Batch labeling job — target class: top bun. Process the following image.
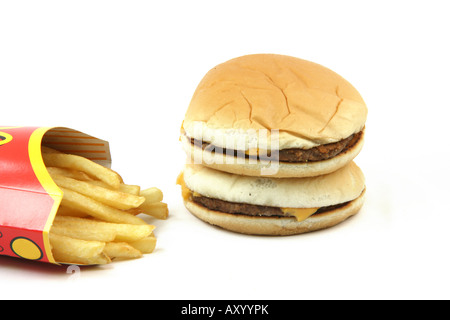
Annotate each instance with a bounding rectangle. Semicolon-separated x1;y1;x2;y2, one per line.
183;54;367;150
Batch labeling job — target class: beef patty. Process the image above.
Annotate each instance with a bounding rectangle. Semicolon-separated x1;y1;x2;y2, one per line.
189;130;363;163
193;195;349;218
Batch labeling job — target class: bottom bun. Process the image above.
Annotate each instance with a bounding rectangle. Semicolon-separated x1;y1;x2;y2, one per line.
183;188;366;236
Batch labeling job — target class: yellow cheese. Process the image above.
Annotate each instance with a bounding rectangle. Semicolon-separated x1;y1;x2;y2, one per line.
281;207;319;222
176;172;184;186
245;148;260;156
177;172;210;200
244;148;270;156
176;172;192;201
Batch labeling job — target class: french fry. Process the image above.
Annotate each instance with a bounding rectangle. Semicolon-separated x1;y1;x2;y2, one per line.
129;234;157;254
43;153;121;189
54;205;89;218
51;220;117;242
52;250;111;265
110;223;156;242
45;147;168;265
47;167;93;181
88;180;141;195
49;233;106;260
126;187;168;219
53;216;155;242
138;201;169;220
119;184;141;195
103;242;143;260
51;174;145;210
60;187;148;225
141;187;164;203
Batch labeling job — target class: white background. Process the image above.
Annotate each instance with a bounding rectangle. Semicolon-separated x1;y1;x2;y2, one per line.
1;0;449;300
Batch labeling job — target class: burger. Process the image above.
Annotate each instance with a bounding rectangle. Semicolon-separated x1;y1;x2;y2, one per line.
178;54;367;235
181;54;367;178
177;162;366;235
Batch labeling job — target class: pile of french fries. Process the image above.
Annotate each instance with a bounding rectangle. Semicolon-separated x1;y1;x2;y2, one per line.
42;146;168;265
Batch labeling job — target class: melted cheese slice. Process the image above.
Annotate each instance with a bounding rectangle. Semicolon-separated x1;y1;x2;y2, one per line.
177;172;191;201
281;207;319;222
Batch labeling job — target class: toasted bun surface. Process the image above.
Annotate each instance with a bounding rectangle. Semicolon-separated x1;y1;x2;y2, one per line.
181;129;364;178
183;54;367;150
184;188;366;236
183;161;365;209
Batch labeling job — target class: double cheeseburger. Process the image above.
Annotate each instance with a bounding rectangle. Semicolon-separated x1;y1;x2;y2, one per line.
178;54;367;235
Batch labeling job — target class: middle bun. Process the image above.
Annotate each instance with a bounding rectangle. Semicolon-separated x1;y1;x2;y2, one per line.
182;162;365;209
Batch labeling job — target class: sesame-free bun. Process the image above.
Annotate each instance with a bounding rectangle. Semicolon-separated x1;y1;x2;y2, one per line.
183;162;365;209
183;54;367;150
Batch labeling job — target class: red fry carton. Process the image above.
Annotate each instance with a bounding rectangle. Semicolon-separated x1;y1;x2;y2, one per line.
0;126;111;264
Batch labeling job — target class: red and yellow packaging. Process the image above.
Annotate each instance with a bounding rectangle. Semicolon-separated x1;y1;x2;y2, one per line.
0;126;111;264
